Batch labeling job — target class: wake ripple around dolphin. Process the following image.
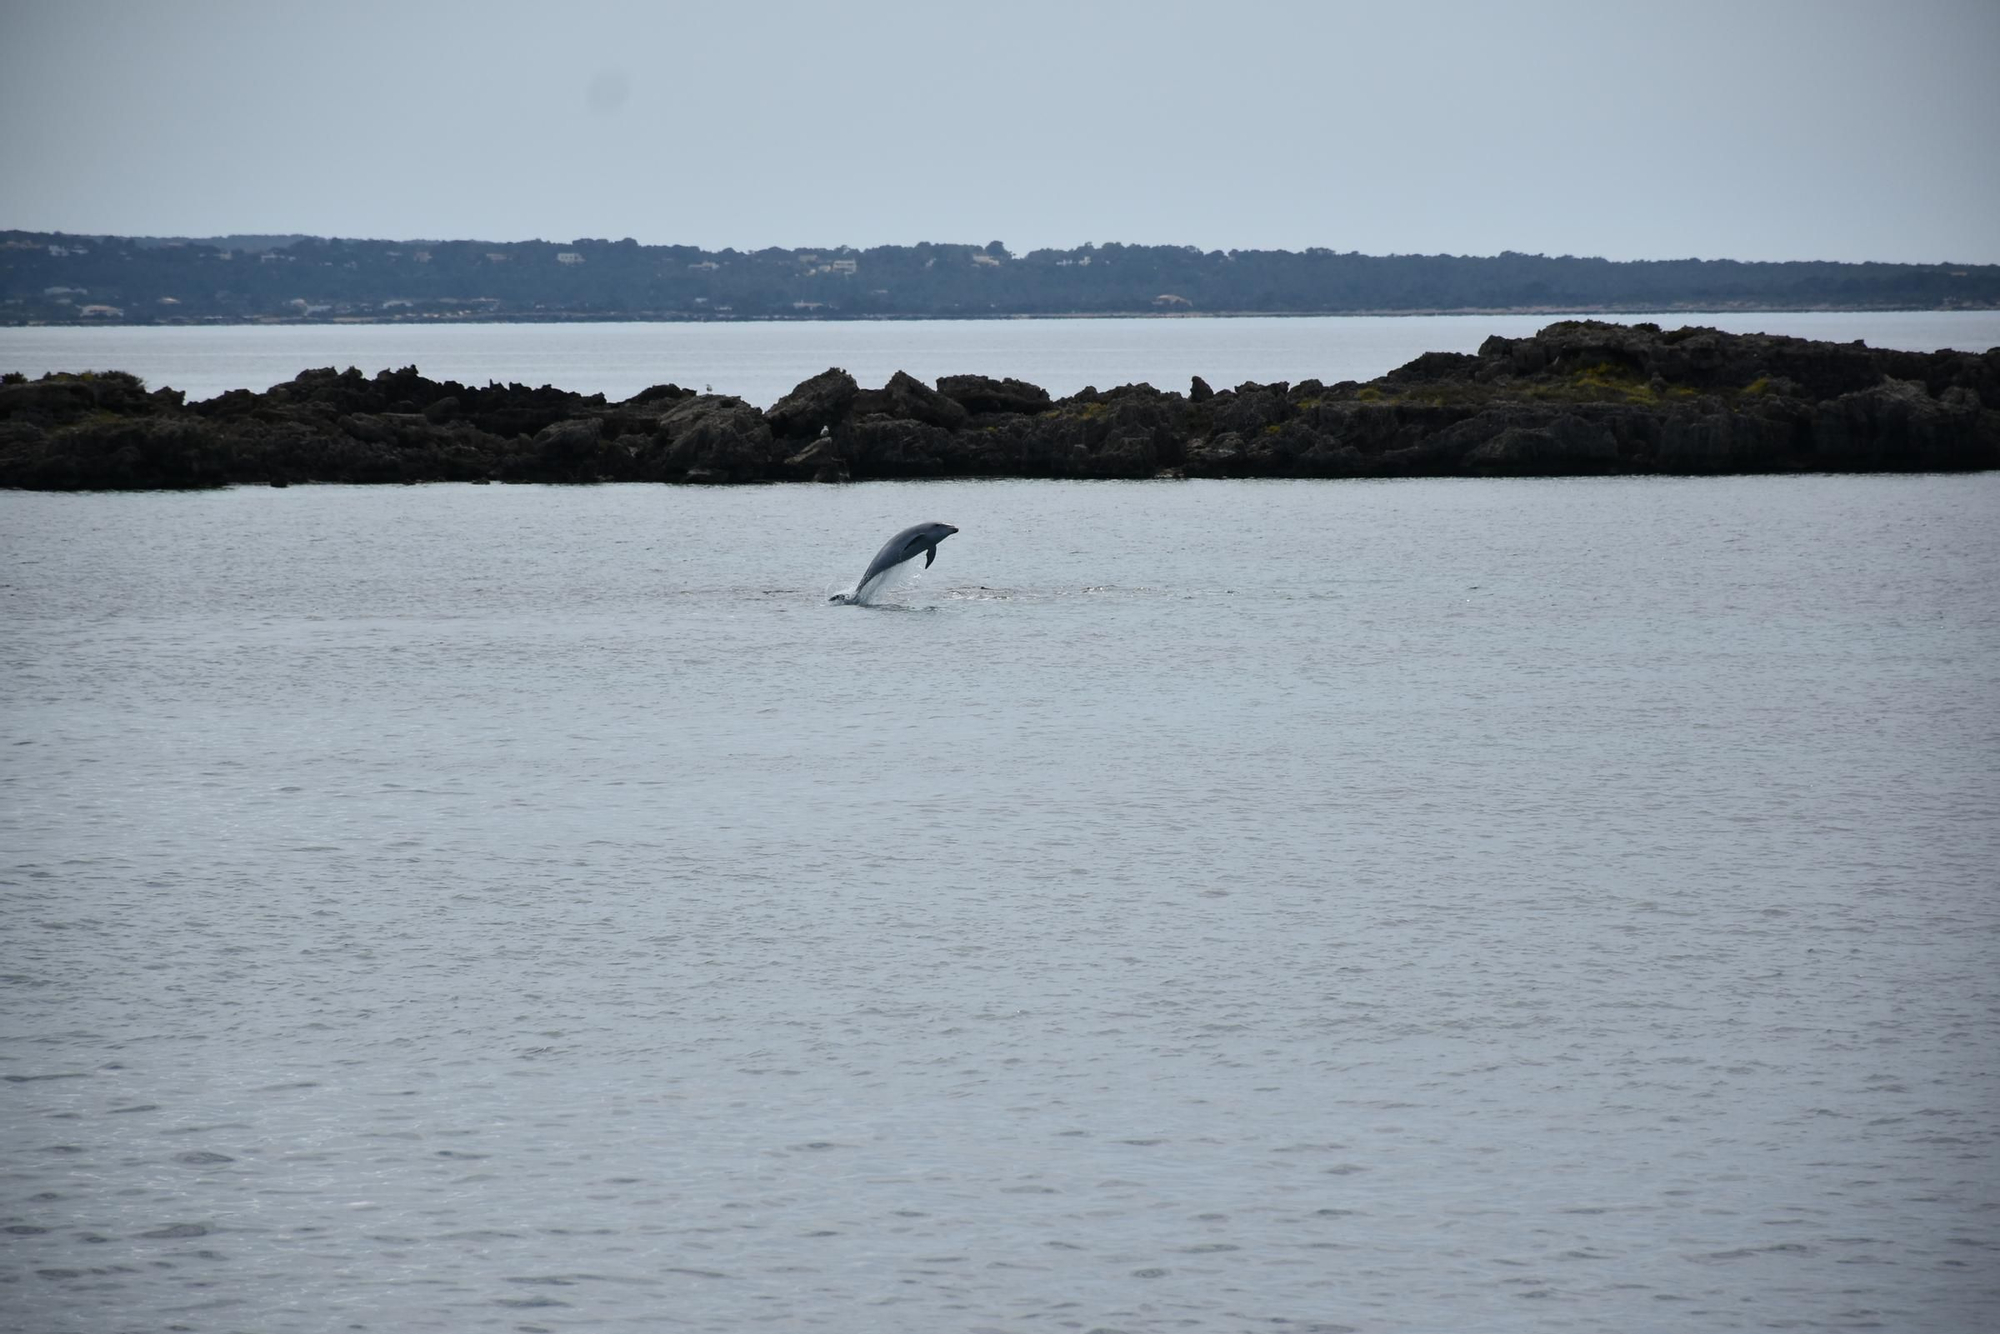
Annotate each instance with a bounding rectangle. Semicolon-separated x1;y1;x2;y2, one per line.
839;560;926;607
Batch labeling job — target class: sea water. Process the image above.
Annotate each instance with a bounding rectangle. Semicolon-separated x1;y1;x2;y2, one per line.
3;474;1997;1332
4;309;1999;405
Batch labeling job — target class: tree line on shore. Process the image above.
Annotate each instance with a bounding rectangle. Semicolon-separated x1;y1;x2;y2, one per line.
5;231;1998;324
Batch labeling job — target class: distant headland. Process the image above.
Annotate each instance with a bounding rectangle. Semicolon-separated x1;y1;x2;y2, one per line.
4;232;1998;325
4;321;1994;488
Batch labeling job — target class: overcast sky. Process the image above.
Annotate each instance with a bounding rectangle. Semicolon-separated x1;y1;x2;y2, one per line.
4;0;1997;263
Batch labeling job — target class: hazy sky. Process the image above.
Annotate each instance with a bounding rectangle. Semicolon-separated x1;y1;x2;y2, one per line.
4;0;1997;263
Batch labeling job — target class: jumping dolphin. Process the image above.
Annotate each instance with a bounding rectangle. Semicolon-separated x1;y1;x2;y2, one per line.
831;522;958;604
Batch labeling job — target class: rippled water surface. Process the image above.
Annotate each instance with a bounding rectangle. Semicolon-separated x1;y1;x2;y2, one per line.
3;476;1998;1332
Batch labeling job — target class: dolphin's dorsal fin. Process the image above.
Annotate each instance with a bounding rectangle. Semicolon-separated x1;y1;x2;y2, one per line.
924;547;936;568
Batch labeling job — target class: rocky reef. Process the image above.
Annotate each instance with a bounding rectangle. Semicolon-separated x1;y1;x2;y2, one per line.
3;321;1995;490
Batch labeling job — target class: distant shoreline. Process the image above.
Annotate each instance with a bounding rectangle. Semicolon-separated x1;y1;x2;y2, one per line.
9;230;1995;326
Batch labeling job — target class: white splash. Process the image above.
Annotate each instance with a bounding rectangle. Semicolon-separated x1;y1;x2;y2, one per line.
835;557;929;607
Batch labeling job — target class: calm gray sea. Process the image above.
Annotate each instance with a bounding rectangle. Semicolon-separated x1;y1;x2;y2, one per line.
3;472;1997;1333
5;309;2000;405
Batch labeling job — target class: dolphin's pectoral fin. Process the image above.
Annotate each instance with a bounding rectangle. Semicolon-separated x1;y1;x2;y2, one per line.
924;547;937;568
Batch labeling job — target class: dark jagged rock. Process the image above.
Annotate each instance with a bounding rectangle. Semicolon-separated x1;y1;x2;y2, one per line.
765;368;857;439
16;414;225;489
641;395;776;482
1807;377;1989;470
783;435;849;483
936;374;1053;417
623;383;697;410
0;370;156;423
1459;414;1620;470
4;322;1994;489
851;371;969;431
531;417;611;483
1386;352;1478;385
839;415;954;477
1200;382;1291;439
1034;383;1185;479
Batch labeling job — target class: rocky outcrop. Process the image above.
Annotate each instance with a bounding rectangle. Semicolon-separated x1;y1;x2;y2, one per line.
644;395;775;482
4;322;1995;489
936;374;1053;417
852;370;970;432
765;367;857;440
